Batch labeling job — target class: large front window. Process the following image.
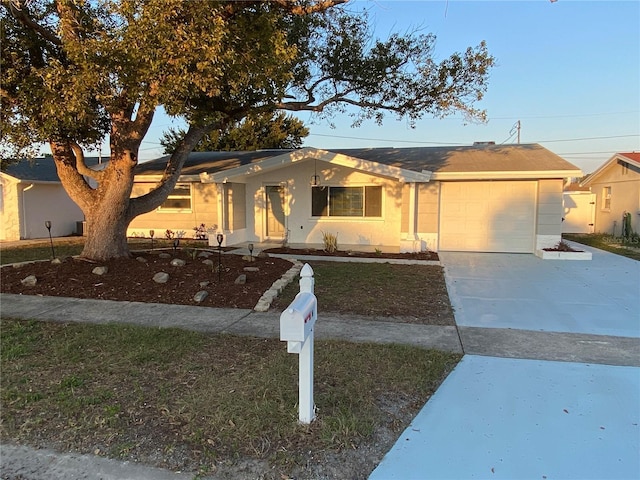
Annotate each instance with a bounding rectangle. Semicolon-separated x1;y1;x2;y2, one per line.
312;186;382;217
159;183;192;211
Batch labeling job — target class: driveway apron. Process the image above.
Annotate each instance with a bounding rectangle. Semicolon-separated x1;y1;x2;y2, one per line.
370;245;640;480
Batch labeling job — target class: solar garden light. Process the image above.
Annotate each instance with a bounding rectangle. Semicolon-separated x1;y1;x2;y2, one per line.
149;229;155;250
216;233;224;282
173;238;180;252
44;220;55;259
248;243;254;261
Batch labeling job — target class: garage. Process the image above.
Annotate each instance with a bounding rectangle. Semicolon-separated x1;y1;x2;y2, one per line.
439;180;537;253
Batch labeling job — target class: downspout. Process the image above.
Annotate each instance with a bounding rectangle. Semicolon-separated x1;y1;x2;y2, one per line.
21;183;34;239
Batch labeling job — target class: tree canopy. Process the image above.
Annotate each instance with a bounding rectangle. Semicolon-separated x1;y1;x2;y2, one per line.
1;0;495;260
161;112;309;153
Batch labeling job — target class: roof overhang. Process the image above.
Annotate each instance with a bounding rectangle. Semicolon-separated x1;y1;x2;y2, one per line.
432;169;582;181
581;153;640;187
205;148;432;184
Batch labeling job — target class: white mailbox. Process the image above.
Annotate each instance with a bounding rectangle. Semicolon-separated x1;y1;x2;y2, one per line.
280;291;317;345
279;263;318;424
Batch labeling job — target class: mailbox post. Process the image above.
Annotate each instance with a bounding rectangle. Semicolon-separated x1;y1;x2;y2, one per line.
280;263;317;424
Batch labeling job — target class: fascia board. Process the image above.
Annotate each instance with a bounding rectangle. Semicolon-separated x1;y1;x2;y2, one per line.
581;154;640;187
209;148;432;183
133;174;201;183
432;170;582;181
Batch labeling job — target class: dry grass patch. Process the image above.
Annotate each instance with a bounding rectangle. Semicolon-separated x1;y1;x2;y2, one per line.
1;318;460;478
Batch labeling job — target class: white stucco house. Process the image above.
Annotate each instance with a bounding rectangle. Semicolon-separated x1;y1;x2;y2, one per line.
0;157;104;241
581;152;640;236
129;144;581;253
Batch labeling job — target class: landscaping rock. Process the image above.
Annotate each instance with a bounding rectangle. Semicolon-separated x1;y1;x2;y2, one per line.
158;253;172;259
92;266;108;275
243;267;260;272
153;272;169;284
21;275;37;286
234;274;247;285
193;290;209;303
136;256;148;263
199;281;210;288
170;258;186;267
198;251;212;258
51;258;63;265
242;255;256;262
202;259;214;267
257;251;269;258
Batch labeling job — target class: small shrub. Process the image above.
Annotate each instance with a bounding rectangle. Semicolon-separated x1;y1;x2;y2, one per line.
322;231;338;253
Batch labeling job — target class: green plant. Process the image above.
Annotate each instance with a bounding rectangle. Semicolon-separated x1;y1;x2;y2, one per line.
322;231;338;253
374;248;382;256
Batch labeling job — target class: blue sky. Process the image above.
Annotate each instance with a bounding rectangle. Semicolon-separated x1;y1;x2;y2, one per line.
134;0;640;174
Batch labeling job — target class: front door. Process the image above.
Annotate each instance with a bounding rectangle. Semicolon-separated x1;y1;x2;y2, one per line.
266;185;286;239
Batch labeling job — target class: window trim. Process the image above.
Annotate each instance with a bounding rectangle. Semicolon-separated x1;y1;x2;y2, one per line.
602;186;612;211
311;185;383;218
158;183;193;212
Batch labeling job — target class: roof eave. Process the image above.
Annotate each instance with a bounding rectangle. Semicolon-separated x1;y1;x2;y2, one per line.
207;147;432;183
433;170;583;181
581;153;640;187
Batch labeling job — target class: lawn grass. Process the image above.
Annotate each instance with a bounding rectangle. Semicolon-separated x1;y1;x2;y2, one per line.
564;233;640;261
0;318;461;475
0;237;209;265
272;261;455;323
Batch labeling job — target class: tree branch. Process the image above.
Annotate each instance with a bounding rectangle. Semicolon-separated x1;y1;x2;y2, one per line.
4;1;62;46
271;0;349;15
70;142;103;181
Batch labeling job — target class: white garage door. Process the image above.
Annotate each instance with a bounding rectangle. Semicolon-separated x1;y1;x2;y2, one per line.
439;181;537;253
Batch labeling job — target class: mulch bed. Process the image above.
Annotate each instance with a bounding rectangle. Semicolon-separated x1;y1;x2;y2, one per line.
1;250;294;309
264;247;439;261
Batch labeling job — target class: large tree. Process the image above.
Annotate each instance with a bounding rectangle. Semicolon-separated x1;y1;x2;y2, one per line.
1;0;495;260
161;111;309;153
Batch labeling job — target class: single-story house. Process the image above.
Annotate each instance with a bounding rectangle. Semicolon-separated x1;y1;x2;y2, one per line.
581;152;640;236
130;144;581;253
0;157;105;241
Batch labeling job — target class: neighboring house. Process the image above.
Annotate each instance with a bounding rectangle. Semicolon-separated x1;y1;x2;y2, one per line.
562;180;595;234
129;144;581;253
581;152;640;236
0;157;105;241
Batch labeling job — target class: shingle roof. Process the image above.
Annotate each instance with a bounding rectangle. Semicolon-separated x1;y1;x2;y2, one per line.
1;157;105;182
135;144;579;176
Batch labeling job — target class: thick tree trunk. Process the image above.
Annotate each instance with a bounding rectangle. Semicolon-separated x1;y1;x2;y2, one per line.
80;164;136;260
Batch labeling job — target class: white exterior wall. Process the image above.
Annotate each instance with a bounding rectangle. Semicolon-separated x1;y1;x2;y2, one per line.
536;179;564;250
243;160;404;247
1;176;21;241
1;181;84;240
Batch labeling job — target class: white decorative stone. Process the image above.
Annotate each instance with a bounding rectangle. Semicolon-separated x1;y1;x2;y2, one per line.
243;267;260;272
153;272;169;283
193;290;209;303
51;258;62;265
199;281;210;288
170;258;186;267
202;259;214;266
92;266;108;275
21;275;37;286
136;256;148;263
234;274;247;285
158;253;172;259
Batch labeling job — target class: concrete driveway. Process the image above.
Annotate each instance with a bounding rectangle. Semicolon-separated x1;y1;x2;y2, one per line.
370;245;640;480
440;245;640;338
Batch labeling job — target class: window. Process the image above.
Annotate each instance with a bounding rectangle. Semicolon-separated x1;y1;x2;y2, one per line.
159;183;192;210
602;186;611;210
312;186;382;217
